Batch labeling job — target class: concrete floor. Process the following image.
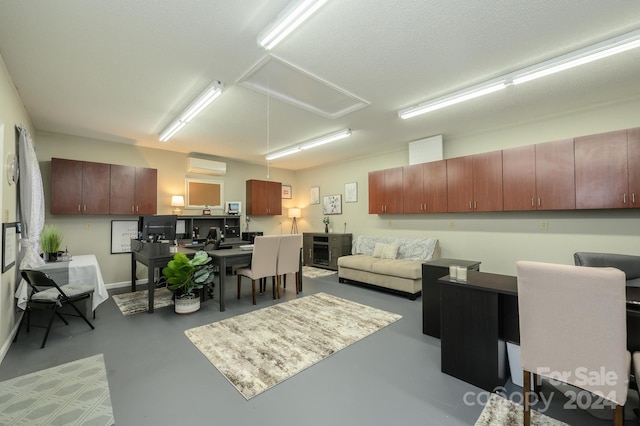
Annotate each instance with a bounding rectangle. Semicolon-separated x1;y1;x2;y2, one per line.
0;272;633;425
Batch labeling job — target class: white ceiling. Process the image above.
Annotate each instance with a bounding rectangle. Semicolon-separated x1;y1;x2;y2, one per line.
1;1;640;170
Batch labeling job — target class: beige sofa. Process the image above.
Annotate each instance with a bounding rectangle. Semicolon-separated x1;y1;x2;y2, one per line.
337;235;440;299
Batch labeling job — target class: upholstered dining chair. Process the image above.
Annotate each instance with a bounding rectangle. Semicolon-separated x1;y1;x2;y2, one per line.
276;234;303;298
15;270;95;349
517;261;629;426
237;236;279;305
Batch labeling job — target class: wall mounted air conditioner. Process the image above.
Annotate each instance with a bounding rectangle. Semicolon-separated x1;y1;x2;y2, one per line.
187;157;227;175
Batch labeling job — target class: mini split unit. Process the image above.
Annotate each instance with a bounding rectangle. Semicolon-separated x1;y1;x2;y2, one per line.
187;157;227;175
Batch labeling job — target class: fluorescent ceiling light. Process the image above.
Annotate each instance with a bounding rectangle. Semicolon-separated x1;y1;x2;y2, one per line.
399;28;640;120
266;128;351;160
399;81;506;120
258;0;328;50
159;81;224;142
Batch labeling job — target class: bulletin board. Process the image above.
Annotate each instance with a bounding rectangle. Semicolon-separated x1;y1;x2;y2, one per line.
111;220;139;254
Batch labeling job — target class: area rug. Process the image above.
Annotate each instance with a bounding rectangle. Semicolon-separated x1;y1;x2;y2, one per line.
302;266;337;278
475;393;568;426
184;292;402;399
112;287;173;315
0;354;114;426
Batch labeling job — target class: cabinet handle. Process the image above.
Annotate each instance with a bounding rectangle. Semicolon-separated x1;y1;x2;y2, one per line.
78;204;81;212
136;205;139;212
634;193;636;204
83;204;86;212
469;201;472;210
624;194;627;204
474;201;477;209
131;206;134;212
538;198;541;207
329;250;332;262
531;198;534;207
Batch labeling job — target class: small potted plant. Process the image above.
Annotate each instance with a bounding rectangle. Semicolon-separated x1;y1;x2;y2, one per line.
323;216;330;233
40;224;63;262
162;251;215;314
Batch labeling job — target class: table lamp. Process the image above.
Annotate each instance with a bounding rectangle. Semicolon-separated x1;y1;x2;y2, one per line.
171;195;185;215
288;208;301;234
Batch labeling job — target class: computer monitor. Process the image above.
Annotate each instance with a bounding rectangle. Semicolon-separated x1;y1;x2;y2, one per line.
225;201;241;215
139;215;177;242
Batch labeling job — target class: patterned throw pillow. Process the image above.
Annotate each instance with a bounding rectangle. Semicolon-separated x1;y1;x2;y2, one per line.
380;243;400;259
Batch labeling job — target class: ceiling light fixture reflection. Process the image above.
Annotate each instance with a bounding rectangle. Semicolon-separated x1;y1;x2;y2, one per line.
159;81;224;142
265;128;351;161
257;0;328;50
399;28;640;120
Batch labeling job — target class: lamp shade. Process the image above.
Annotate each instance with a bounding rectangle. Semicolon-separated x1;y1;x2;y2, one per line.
288;208;301;219
171;195;185;207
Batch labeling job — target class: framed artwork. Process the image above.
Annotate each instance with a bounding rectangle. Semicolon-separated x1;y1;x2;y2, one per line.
310;186;320;205
111;220;139;254
345;182;358;203
323;195;342;215
282;185;292;199
2;222;18;272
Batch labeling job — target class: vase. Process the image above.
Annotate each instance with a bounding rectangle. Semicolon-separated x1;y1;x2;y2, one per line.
174;293;200;314
46;252;58;262
324;224;328;233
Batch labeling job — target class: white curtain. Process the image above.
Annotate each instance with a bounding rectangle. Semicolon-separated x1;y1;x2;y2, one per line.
17;127;45;270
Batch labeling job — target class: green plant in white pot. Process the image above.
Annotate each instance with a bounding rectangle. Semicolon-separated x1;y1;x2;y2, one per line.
162;251;215;314
40;224;63;262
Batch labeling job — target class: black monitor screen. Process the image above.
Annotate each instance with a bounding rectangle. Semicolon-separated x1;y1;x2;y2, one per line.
139;215;177;242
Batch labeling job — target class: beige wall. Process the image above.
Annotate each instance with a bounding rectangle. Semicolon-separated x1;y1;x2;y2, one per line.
0;54;35;358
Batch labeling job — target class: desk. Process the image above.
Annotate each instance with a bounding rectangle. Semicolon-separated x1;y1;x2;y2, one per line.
15;254;109;311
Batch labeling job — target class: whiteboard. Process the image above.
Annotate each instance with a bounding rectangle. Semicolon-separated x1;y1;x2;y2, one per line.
111;220;139;254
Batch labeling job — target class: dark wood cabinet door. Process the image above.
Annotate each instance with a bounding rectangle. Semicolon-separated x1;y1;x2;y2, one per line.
628;128;640;208
384;167;404;213
110;165;135;214
447;156;473;212
403;164;424;213
503;145;536;211
81;161;110;214
51;158;83;214
246;179;281;215
473;151;503;212
536;138;575;210
135;167;157;214
575;130;628;209
368;170;385;214
266;181;282;215
423;160;448;213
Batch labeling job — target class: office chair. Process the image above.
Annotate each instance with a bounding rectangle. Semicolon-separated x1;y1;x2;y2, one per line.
517;261;629;426
276;234;302;298
15;270;95;349
204;227;222;250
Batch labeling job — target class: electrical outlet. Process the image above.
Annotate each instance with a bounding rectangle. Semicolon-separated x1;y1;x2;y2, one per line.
449;221;455;229
540;220;548;230
84;223;92;230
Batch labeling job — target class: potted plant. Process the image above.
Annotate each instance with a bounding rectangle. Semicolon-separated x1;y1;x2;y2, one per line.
40;224;63;262
323;216;330;233
162;251;215;314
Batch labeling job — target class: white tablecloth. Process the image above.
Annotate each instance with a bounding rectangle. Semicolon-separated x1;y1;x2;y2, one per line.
15;254;109;311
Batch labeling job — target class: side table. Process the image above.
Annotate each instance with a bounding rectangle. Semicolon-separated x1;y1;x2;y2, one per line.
422;258;481;337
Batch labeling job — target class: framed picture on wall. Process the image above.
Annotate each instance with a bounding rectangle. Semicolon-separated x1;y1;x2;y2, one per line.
345;182;358;203
2;222;18;272
323;195;342;215
282;185;292;199
310;186;320;205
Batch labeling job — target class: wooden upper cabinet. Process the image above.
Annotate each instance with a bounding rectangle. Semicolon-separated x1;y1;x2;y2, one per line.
447;156;474;212
50;158;109;214
403;161;447;213
368;167;403;214
575;129;628;209
246;179;281;215
110;165;157;214
627;127;640;208
472;151;503;212
502;139;575;211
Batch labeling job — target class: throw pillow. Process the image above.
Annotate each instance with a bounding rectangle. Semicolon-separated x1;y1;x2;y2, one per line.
372;242;385;258
380;243;400;259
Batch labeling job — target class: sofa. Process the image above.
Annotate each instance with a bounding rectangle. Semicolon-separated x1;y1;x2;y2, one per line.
574;252;640;287
337;235;440;299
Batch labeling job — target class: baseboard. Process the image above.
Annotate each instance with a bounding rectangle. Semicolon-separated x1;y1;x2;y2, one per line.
105;279;148;290
0;311;24;366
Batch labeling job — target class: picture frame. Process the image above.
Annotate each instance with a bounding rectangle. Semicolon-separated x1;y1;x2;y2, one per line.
282;185;292;199
310;186;320;205
2;222;18;272
345;182;358;203
185;177;224;209
111;220;139;254
323;195;342;215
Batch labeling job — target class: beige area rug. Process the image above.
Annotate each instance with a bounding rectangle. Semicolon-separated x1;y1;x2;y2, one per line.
475;393;568;426
185;292;402;399
112;287;174;315
0;354;114;425
302;266;337;278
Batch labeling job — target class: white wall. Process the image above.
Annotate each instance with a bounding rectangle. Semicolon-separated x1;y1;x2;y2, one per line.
294;98;640;276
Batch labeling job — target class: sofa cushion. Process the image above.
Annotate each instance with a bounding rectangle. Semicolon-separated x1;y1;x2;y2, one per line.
370;259;422;280
337;254;377;272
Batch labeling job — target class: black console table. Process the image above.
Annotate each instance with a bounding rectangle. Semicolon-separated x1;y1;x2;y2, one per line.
439;271;518;392
422;258;481;337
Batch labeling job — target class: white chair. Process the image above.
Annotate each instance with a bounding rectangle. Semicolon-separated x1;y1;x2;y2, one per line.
517;261;629;426
276;234;302;298
237;236;279;305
